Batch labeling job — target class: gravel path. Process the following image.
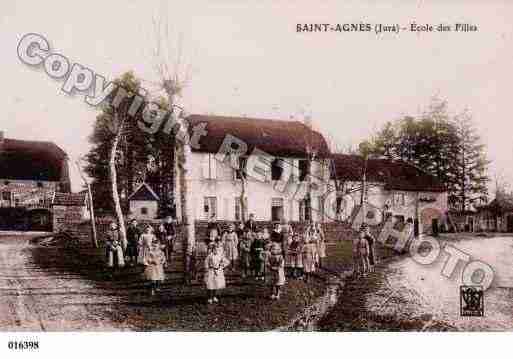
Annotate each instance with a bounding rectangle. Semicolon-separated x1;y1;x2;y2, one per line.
0;235;133;331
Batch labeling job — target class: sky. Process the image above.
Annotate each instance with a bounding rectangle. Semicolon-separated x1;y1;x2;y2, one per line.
1;0;512;194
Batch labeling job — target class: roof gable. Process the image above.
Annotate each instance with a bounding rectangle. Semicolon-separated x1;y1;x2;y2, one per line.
331;154;446;193
186;115;330;158
129;183;159;201
0;137;67;181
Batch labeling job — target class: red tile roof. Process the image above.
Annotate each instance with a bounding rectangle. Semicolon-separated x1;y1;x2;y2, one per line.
331;154;446;192
0;137;67;181
186;115;330;158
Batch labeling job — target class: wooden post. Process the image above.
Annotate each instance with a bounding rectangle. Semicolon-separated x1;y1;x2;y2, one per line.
76;161;99;248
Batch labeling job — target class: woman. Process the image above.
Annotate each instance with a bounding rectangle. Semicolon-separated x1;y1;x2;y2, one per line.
105;222;125;272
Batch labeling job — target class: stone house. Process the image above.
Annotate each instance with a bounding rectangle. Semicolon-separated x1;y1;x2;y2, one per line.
176;115;331;223
330;154;448;234
474;196;513;232
0;131;71;231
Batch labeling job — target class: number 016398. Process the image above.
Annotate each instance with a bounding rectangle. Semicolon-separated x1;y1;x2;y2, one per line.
7;341;39;350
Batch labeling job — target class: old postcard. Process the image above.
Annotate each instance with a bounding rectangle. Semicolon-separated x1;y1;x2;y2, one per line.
0;0;512;357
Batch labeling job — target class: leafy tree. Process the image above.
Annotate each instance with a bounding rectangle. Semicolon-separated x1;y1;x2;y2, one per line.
363;97;489;212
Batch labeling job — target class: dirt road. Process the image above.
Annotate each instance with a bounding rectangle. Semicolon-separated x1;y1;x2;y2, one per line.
0;235;132;331
365;235;513;331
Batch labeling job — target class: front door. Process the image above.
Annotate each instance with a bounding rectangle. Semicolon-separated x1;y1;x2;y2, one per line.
507;215;513;232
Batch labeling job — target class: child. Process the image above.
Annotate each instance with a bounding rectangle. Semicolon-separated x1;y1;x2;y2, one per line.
314;222;327;268
105;222;125;274
288;233;303;279
268;242;285;300
204;243;229;304
222;223;239;270
302;233;316;282
353;229;370;277
139;225;155;266
238;229;253;279
143;240;167;295
251;228;266;281
125;219;140;266
155;223;169;267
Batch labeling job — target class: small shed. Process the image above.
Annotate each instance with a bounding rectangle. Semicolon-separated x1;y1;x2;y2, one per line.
128;183;159;220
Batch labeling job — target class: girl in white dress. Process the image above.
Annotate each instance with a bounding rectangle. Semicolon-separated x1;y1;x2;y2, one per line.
143;241;166;295
204;243;229;304
314;222;327;267
222;223;239;269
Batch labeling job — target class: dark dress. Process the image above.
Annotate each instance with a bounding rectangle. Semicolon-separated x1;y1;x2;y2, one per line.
251;238;266;276
163;222;176;252
365;234;375;265
126;225;141;258
245;220;257;233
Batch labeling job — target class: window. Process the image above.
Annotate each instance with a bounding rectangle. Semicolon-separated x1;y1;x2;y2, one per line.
235;197;247;221
271;198;284;222
393;193;406;206
4;181;10;185
141;207;148;215
235;157;248;180
202;154;217;179
299;197;311;221
37;182;43;188
204;197;217;220
1;191;10;201
271;158;284;181
298;160;310;182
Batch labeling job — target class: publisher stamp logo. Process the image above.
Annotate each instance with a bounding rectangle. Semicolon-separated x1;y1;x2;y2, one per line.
460;285;484;317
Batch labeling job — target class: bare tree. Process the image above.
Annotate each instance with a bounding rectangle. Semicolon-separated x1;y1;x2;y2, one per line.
148;12;195;281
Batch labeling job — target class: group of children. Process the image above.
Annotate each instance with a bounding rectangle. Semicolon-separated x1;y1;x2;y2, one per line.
197;217;327;303
105;217;176;295
104;215;328;303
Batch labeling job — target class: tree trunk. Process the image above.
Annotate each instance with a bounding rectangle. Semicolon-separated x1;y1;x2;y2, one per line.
240;176;247;223
109;115;127;249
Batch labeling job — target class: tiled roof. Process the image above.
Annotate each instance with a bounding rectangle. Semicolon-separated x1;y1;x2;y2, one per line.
0;137;67;181
186;115;331;158
128;183;159;201
331;154;446;193
53;192;87;206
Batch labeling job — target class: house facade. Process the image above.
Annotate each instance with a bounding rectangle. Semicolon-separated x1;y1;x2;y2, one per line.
330;154;448;233
129;183;160;220
175;115;331;223
0;131;71;230
473;196;513;232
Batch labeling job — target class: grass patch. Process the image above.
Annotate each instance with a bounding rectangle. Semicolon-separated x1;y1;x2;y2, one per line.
30;243;326;331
